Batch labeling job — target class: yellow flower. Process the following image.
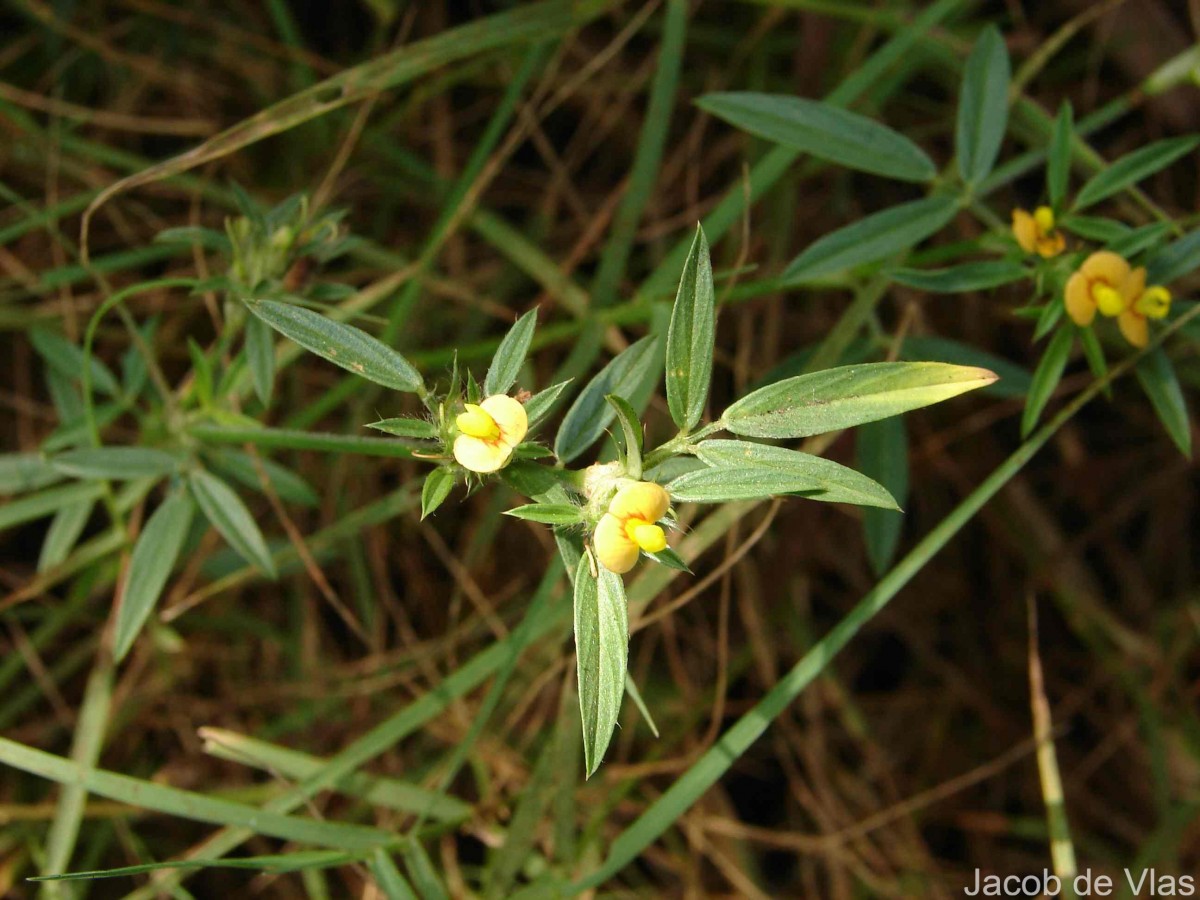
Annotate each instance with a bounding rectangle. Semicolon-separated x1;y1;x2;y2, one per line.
1012;206;1066;258
1064;251;1132;327
452;395;527;473
1113;266;1171;349
593;481;671;574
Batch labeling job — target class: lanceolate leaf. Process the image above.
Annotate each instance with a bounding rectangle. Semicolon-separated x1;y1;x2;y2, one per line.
783;195;959;284
1146;227;1200;285
524;379;573;430
420;468;455;520
30;328;120;397
1047;101;1073;207
606;394;644;479
114;489;196;662
1135;347;1192;458
696;92;936;183
51;447;184;481
188;469;276;577
721;362;997;439
956;25;1010;185
503;503;584;525
485;308;538;396
207;449;319;507
573;556;627;778
856;417;908;576
1021;327;1073;438
244;313;276;406
1073;136;1200;211
367;418;438;439
0;454;63;495
37;498;94;573
890;260;1027;293
555;337;659;464
247;299;423;393
688;439;897;508
665;226;716;431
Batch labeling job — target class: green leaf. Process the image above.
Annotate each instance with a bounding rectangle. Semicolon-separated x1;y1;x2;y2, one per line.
623;674;660;738
1021;326;1074;437
900;336;1032;398
207;448;320;507
1135;347;1191;458
0;453;62;495
1146;227;1200;285
420;468;455;520
890;260;1027;293
1033;298;1065;342
188;469;276;577
51;447;184;480
856;418;908;576
500;461;568;502
696;92;936;183
30;328;120;396
1106;222;1174;259
665;225;715;431
154;225;231;253
606;394;644;479
369;849;419;900
1078;326;1109;386
573;557;628;778
955;25;1010;185
644;546;691;574
675;439;896;508
555;337;659;463
722;362;997;439
1060;215;1129;243
783;195;959;284
484;308;538;396
244;313;276;406
525;379;572;430
1073;136;1200;211
0;481;105;531
367;418;438;439
114;489;196;662
247;298;423;393
187;338;214;407
503;503;583;525
29;852;358;882
36;498;94;572
1047;101;1073;207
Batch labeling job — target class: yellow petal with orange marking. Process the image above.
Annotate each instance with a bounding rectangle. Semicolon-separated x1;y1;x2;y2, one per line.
595;512;639;574
609;481;670;523
480;394;528;447
453;434;512;473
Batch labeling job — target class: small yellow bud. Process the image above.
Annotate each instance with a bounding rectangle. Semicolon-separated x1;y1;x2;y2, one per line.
1033;206;1055;232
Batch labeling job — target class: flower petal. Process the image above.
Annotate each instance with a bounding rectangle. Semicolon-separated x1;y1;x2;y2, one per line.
1011;209;1037;254
595;512;639;574
609;481;670;523
480;394;528;447
1064;272;1095;326
1122;266;1147;305
453;434;511;473
1117;310;1148;349
1081;250;1130;285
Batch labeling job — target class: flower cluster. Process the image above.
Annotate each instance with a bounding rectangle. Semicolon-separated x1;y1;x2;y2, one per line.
593;482;671;574
1064;251;1171;348
452;394;527;473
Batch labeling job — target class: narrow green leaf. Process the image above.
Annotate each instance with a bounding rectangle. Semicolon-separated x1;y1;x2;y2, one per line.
525;379;572;430
503;503;583;525
1073;136;1200;211
30;328;120;396
36;498;94;573
207;448;320;507
399;838;449;900
367;417;438;439
643;546;691;574
606;394;644;479
555;337;659;463
1021;327;1074;437
1146;227;1200;285
0;453;62;495
370;849;419;900
1135;347;1191;458
890;260;1027;293
1033;296;1065;341
1059;214;1129;243
696;92;936;183
623;674;660;738
722;362;997;439
50;447;183;481
0;481;105;532
783;195;959;284
114;489;196;662
244;313;276;406
420;468;455;520
956;25;1010;185
188;339;215;408
573;556;627;778
689;439;898;509
484;308;538;396
1106;222;1174;259
188;469;276;577
665;225;715;430
1078;326;1109;386
30;852;358;882
247;298;423;393
154;225;231;252
1047;101;1073;207
856;418;908;576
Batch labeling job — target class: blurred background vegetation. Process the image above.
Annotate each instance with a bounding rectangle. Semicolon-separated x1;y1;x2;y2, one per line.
0;0;1197;896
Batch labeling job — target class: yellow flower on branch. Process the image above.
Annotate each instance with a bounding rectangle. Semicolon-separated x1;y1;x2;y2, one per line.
1064;250;1132;327
1012;206;1066;258
452;394;527;473
593;481;671;574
